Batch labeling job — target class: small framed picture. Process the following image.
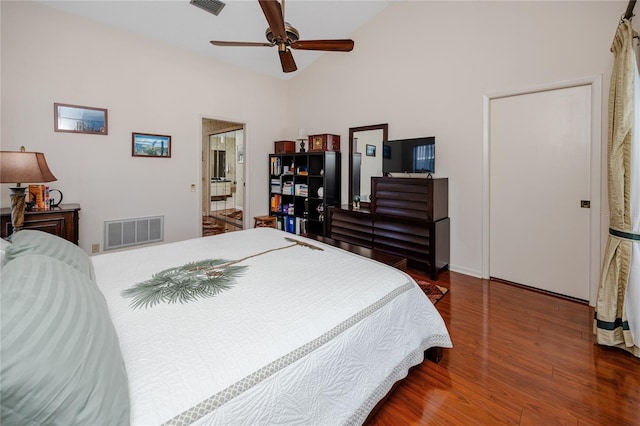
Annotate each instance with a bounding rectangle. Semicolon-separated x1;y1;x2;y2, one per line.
132;133;171;158
366;144;376;157
54;103;108;135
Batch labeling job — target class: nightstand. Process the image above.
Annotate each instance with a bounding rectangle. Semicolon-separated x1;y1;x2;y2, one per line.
1;203;81;245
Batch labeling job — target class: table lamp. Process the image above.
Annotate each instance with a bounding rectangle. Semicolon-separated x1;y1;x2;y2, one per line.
0;147;57;237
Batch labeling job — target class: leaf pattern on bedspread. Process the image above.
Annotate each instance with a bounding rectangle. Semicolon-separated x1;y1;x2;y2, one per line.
121;237;323;309
121;259;246;309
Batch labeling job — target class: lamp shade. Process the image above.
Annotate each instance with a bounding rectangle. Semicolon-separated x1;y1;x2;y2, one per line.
0;150;57;185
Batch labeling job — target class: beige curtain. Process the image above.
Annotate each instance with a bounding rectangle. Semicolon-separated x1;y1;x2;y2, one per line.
594;19;640;358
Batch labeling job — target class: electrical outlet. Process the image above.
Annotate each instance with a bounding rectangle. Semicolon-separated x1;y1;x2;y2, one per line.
91;243;100;254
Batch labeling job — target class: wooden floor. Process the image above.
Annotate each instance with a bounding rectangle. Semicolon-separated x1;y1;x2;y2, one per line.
367;270;640;426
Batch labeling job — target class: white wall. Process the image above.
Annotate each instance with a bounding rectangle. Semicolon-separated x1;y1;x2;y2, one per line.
286;0;624;277
1;1;287;252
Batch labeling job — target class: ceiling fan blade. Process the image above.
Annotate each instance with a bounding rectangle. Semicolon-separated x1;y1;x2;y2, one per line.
279;49;297;73
259;0;287;41
210;40;273;47
291;39;355;52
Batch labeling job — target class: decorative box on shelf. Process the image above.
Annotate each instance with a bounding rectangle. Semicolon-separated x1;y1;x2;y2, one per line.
274;140;296;154
308;134;340;152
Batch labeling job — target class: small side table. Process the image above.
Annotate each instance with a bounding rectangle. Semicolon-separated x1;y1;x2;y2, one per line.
254;215;276;228
0;203;81;245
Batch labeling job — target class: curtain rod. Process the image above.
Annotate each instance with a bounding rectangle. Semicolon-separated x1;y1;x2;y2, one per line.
624;0;636;20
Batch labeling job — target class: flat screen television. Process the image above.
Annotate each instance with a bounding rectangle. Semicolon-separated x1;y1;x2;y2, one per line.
382;136;435;175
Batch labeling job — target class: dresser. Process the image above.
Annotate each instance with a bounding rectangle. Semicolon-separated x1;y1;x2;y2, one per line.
1;203;81;245
328;177;449;279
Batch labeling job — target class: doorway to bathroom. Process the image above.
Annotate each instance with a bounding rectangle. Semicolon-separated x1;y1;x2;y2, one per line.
201;118;245;236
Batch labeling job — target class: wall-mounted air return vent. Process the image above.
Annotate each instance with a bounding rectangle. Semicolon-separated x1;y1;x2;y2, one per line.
190;0;226;16
104;216;164;251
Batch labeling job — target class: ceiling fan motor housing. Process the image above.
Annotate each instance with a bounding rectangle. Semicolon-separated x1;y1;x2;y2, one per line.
265;22;300;45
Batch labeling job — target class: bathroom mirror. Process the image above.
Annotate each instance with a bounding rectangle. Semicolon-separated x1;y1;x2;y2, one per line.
349;123;388;205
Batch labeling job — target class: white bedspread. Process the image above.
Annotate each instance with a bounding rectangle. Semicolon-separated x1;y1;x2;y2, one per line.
92;228;452;425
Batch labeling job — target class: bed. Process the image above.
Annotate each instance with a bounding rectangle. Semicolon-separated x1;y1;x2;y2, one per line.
0;227;452;425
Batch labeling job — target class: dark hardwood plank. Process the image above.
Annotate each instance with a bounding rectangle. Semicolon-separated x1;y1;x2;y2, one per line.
366;271;640;426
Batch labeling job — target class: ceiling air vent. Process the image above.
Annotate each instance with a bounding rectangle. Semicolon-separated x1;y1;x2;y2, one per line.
190;0;226;17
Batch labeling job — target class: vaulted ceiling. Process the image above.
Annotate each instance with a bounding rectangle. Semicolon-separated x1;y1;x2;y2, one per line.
37;0;392;80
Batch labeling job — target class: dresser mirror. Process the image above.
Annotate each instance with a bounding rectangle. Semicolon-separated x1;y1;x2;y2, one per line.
349;123;388;206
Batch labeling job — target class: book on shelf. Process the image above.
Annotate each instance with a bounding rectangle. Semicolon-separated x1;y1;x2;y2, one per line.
282;203;294;215
282;182;294;195
270;157;282;175
294;184;308;197
270;194;281;213
271;178;282;193
295;217;307;235
285;216;295;233
299;218;308;235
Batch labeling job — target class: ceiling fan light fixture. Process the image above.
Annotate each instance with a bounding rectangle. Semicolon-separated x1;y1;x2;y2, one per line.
190;0;226;17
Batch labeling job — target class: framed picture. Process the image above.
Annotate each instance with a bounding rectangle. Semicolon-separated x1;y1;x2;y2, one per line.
366;144;376;157
54;103;108;135
383;144;391;159
132;132;172;158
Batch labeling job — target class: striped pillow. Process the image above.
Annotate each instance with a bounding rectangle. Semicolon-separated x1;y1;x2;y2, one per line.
0;254;130;425
5;230;92;279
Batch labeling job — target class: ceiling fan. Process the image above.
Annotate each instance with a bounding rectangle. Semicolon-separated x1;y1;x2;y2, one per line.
209;0;354;73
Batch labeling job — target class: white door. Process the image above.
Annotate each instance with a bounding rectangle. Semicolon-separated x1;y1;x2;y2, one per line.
489;85;591;300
